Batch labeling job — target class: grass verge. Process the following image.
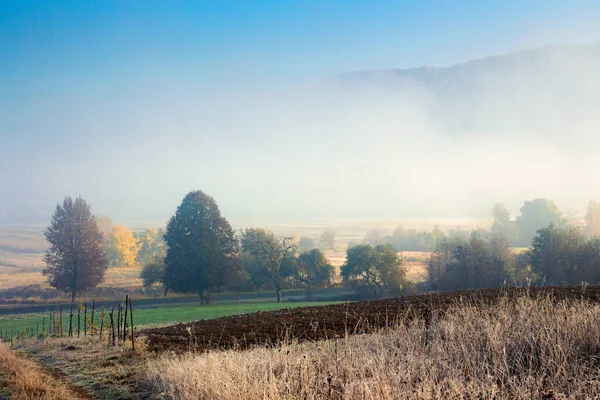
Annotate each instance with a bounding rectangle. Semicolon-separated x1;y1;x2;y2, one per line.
0;341;86;399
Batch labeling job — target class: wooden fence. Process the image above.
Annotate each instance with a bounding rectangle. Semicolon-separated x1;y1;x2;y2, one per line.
0;295;135;351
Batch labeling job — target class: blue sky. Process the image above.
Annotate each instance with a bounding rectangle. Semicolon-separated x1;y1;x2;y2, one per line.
1;1;600;224
2;0;600;86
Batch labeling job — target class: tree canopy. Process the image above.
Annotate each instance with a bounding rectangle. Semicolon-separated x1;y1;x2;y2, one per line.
135;227;166;265
427;232;513;291
515;198;564;247
240;228;297;303
43;196;108;302
163;190;239;303
140;253;166;293
491;203;519;245
294;249;333;299
105;224;139;267
529;224;600;285
341;244;405;297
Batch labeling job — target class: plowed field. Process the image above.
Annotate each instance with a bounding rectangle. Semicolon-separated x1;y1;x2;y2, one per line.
140;285;600;353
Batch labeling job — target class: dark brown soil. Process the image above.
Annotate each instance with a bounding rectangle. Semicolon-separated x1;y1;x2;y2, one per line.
140;285;600;354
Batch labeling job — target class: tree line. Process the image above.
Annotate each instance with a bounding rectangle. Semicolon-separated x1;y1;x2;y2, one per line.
42;192;339;303
357;198;600;252
41;193;600;304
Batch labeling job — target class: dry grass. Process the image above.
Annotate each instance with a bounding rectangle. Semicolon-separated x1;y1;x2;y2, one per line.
0;341;81;399
146;294;600;399
0;267;143;292
403;251;429;283
0;272;47;290
15;337;146;399
97;266;144;289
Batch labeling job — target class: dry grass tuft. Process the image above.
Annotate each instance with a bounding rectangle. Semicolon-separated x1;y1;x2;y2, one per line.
146;294;600;399
0;341;80;399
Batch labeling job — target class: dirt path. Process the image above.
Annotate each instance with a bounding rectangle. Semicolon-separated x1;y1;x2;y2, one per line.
18;338;149;400
0;341;92;399
37;362;94;400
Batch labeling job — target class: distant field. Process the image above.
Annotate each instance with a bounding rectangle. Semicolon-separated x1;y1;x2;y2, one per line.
403;251;429;282
0;301;341;335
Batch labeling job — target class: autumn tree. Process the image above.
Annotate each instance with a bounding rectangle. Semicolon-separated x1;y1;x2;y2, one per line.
294;249;334;299
240;228;297;303
135;227;166;265
105;225;140;267
43;196;108;303
163;191;239;304
341;244;405;298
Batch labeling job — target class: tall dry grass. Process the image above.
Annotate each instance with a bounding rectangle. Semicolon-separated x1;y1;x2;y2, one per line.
147;294;600;399
0;341;76;399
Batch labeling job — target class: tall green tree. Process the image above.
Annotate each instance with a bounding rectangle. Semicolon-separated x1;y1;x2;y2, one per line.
341;244;405;298
295;249;334;299
428;233;511;291
240;228;297;303
530;225;588;285
515;198;564;247
140;253;166;293
163;190;239;304
43;196;108;303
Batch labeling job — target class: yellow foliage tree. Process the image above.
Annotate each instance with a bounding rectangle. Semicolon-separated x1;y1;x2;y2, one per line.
106;225;140;267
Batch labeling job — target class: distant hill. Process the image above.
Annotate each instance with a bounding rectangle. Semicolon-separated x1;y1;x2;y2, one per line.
336;42;600;140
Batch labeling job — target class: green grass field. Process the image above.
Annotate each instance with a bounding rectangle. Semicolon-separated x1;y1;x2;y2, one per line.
0;301;342;339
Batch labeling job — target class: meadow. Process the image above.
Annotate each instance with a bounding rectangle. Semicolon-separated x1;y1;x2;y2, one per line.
0;301;342;337
2;286;599;399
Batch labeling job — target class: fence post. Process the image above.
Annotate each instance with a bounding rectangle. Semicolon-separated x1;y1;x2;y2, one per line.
84;304;88;337
77;306;81;338
69;303;74;337
129;297;135;352
110;306;116;346
100;306;105;340
123;295;129;342
117;304;121;342
59;306;63;338
91;299;95;336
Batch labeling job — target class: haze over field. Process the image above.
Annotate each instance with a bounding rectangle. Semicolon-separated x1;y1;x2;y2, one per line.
1;2;600;226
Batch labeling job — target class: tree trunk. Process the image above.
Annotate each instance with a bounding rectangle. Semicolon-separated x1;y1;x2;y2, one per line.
276;288;282;303
71;291;76;303
199;289;205;305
